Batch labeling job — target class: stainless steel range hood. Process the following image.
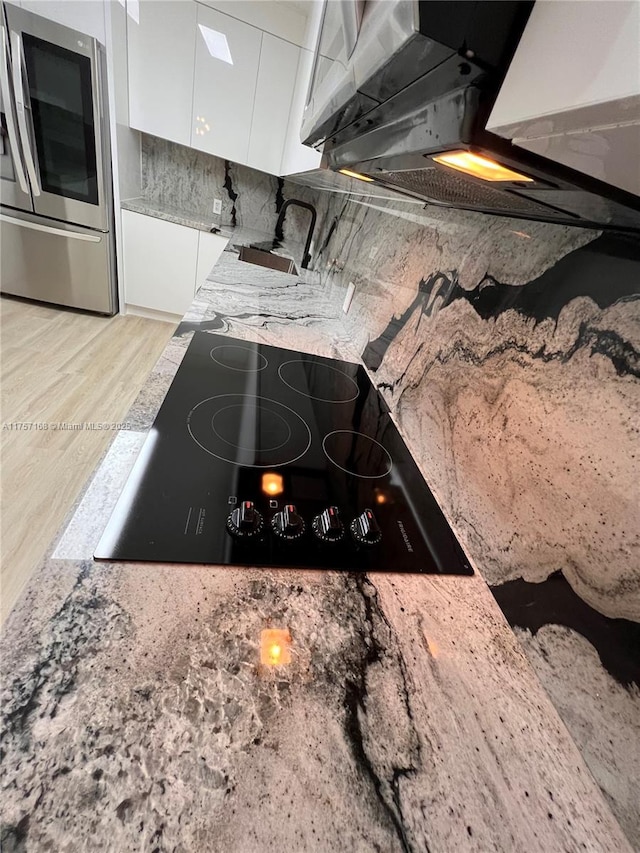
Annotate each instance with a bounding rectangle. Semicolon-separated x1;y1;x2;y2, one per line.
301;0;640;232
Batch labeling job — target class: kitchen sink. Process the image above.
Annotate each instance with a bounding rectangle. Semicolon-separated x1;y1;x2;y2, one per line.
237;245;298;275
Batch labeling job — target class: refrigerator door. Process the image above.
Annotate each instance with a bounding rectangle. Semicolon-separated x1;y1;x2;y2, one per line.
0;207;116;314
4;4;109;231
0;17;33;211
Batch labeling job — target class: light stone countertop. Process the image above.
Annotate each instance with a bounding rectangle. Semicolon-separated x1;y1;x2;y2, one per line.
121;197;222;233
0;249;632;852
121;197;306;267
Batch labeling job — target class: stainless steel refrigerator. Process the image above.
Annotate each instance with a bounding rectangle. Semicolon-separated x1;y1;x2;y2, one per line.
0;3;116;314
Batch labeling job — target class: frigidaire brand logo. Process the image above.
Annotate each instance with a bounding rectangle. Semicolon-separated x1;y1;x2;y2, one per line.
397;520;413;553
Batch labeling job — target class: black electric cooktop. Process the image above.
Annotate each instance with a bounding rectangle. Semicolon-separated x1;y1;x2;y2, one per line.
95;333;472;575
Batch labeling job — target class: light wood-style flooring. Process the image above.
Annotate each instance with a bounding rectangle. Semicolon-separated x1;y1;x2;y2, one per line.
0;296;175;623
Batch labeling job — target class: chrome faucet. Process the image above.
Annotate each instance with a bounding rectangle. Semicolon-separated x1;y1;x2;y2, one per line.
275;199;317;269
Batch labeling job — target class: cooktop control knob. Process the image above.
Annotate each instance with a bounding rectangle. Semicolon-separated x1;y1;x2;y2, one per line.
227;500;263;539
312;506;344;542
350;509;382;546
272;504;305;540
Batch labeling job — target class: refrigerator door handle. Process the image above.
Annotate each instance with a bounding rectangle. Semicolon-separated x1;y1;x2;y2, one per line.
10;29;40;196
0;212;102;242
0;24;28;193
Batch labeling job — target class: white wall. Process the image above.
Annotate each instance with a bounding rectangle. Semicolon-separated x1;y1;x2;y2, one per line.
115;125;142;200
104;0;142;312
105;0;141;201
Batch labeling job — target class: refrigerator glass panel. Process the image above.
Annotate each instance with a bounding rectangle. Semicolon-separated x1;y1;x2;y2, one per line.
22;32;98;205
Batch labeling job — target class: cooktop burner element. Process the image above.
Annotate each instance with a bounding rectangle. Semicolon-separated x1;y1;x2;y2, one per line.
278;359;360;402
210;344;268;372
95;332;473;575
188;394;312;467
322;430;393;479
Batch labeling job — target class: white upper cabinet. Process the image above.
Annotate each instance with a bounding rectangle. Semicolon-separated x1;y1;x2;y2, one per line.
248;33;299;176
197;0;309;46
191;4;262;163
280;47;322;175
125;0;321;175
488;1;640;133
127;0;196;147
487;0;640;196
279;1;324;175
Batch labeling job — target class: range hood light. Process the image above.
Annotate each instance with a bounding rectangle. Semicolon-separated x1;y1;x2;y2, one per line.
432;151;534;183
338;169;375;183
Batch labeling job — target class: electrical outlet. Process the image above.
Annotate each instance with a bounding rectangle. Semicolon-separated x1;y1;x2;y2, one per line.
213;199;222;215
342;281;356;314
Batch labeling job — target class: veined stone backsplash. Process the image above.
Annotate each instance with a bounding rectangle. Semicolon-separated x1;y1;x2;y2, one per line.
139;133;311;239
290;187;640;844
297;191;640;623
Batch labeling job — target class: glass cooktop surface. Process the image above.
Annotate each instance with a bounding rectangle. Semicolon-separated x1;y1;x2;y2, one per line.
95;332;472;575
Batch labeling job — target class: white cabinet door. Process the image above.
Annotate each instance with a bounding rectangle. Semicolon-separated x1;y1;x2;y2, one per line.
280;47;322;176
247;34;299;176
191;5;262;163
196;232;228;292
197;1;309;47
127;0;196;146
122;210;199;316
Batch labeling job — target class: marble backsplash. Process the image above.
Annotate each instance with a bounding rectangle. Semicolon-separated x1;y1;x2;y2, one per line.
290;187;640;845
296;192;640;623
139;133;313;239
